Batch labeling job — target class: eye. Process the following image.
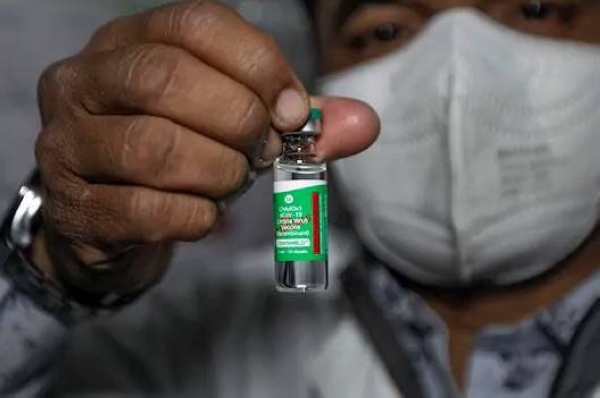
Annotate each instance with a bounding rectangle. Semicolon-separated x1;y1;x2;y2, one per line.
487;0;576;37
347;22;410;51
338;5;425;57
373;23;401;42
521;1;556;20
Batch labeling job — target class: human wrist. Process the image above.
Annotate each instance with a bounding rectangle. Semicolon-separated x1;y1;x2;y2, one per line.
37;222;174;300
1;171;172;322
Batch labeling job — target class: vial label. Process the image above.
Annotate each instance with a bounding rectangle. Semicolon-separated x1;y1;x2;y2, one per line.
274;180;328;262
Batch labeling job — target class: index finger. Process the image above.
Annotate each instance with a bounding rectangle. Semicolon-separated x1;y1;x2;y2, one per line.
85;0;309;130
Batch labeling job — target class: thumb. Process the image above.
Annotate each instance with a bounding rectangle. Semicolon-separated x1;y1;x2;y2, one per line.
310;96;380;162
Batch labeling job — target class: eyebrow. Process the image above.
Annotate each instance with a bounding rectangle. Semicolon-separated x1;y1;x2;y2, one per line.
336;0;399;30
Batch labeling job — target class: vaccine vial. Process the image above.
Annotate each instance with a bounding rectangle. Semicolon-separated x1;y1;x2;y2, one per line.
274;108;328;293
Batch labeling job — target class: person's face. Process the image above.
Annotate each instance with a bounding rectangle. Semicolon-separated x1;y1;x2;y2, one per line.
314;0;600;73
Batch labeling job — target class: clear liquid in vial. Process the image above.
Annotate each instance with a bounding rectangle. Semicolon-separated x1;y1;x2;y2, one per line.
274;160;328;293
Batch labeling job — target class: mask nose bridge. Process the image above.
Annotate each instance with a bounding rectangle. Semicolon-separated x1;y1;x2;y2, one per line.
442;15;471;280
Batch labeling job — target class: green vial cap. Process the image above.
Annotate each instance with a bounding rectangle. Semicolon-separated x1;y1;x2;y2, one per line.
309;108;323;121
282;108;323;136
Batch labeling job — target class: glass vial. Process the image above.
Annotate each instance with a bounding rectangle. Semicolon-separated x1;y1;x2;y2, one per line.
273;108;328;293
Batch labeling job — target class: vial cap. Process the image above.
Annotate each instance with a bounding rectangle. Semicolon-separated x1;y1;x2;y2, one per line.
282;108;323;136
309;108;323;121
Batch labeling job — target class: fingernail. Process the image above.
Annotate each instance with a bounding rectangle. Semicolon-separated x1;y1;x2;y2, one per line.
255;129;282;169
275;88;307;126
243;170;258;193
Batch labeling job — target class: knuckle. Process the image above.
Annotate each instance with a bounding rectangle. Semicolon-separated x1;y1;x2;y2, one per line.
126;190;167;243
231;93;269;144
125;190;219;243
119;118;179;182
38;59;77;119
217;150;249;197
197;201;218;236
86;17;127;51
39;61;67;92
41;59;78;92
90;21;114;42
121;45;185;107
185;200;218;239
243;34;287;83
156;0;218;42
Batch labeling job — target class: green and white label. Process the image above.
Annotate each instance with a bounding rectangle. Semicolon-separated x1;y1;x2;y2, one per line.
274;180;328;262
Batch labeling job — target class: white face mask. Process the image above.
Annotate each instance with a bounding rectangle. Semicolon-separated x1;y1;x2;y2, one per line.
320;10;600;286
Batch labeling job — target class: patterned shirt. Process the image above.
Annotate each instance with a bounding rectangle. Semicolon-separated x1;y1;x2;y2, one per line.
366;264;600;397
